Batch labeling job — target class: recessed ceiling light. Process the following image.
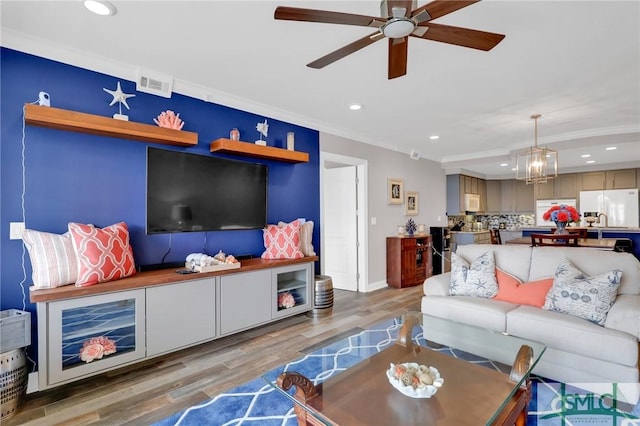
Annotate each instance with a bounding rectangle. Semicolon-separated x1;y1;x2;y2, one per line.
429;135;439;140
605;146;617;151
84;0;117;16
511;167;517;171
581;154;591;158
349;104;362;111
500;163;508;167
586;160;595;164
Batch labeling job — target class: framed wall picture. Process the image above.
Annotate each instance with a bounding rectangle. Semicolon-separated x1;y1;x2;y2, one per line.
405;191;418;215
388;178;403;205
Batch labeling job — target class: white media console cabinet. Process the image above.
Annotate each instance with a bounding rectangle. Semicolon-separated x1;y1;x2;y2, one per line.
30;256;317;390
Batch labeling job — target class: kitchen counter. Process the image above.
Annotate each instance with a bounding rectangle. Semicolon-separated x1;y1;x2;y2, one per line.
520;227;640;260
450;230;491;234
450;230;490;250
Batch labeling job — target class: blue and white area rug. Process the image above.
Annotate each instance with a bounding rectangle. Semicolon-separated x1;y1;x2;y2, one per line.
155;317;640;426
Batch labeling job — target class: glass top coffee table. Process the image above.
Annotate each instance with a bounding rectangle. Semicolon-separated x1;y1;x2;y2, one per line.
263;311;545;426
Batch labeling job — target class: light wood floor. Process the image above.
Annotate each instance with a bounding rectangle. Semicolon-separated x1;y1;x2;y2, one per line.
6;285;424;426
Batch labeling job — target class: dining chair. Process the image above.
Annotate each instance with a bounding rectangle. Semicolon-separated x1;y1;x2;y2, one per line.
553;228;587;238
490;229;502;245
530;233;579;247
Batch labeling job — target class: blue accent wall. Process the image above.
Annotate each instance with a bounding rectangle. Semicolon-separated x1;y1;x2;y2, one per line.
0;48;320;363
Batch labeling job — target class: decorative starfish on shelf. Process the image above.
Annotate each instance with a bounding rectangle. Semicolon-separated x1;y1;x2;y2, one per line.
103;81;135;118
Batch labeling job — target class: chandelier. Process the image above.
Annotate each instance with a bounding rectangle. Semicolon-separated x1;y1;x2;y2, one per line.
515;114;558;184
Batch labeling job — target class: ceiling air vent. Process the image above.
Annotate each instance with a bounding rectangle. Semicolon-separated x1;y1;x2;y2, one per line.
136;69;173;98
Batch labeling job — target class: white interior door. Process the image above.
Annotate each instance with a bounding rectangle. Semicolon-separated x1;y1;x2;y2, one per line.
322;166;358;291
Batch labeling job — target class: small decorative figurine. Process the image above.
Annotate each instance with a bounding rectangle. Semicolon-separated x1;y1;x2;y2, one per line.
405;218;417;236
103;81;135;121
287;132;295;151
255;119;268;146
230;128;240;141
153;110;184;130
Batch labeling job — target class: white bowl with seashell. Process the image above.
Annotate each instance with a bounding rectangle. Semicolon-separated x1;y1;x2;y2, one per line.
386;362;444;398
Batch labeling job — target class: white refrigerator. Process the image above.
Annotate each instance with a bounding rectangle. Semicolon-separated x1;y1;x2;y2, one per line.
578;188;639;227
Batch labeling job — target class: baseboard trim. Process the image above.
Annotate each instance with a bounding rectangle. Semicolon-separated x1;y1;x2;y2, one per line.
365;280;388;293
27;371;38;394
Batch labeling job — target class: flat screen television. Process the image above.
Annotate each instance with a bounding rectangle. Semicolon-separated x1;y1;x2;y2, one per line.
146;147;267;234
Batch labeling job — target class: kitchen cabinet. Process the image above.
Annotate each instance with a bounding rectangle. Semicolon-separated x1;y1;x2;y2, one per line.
580;172;606;190
605;169;636;189
500;179;534;213
535;174;577;200
446;174;485;214
513;180;535;212
463;175;479;194
580;169;636;191
556;174;578;198
477;179;487;212
486;180;502;213
500;180;514;213
386;236;432;288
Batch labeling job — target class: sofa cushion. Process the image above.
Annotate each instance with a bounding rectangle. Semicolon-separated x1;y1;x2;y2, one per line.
543;259;621;325
423;273;450;296
494;268;554;308
507;305;638;367
456;244;532;284
528;247;639;296
421;295;517;332
603;294;640;339
449;251;498;298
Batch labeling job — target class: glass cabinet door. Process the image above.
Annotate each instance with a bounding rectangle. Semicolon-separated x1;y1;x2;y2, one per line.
46;289;145;386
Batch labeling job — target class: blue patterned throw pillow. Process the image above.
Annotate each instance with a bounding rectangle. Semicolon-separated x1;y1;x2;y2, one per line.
449;251;498;298
543;259;622;326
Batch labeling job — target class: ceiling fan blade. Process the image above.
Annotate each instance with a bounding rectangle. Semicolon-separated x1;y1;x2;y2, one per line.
412;0;480;21
388;37;408;79
307;32;381;69
275;6;382;27
412;22;504;51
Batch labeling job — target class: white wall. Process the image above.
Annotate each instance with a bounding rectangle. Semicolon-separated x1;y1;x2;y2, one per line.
320;133;447;288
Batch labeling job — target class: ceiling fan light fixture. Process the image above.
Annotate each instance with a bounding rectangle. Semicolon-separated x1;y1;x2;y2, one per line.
515;114;558;184
83;0;116;16
381;18;415;38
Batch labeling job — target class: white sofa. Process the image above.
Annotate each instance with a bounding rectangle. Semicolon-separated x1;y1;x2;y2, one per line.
422;244;640;401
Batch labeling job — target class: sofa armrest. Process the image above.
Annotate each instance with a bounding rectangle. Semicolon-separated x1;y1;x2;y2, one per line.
423;273;451;297
604;294;640;340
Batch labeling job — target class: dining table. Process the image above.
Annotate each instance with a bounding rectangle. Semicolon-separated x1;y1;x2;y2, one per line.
504;236;626;249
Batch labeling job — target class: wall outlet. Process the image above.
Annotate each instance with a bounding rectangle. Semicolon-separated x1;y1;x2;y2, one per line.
10;222;25;240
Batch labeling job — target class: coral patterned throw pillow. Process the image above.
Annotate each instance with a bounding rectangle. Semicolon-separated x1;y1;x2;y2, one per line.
262;220;304;259
68;222;136;287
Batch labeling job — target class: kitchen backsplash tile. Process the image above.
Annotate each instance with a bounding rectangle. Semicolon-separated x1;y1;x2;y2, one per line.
448;214;535;230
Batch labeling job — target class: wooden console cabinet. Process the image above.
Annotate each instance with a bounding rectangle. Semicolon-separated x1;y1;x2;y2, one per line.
32;257;316;390
386;236;432;288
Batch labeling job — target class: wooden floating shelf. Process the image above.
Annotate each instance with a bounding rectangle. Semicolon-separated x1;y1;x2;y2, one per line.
210;138;309;163
24;104;198;147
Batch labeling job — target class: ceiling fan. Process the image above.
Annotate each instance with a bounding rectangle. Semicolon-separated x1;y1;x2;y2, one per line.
274;0;505;79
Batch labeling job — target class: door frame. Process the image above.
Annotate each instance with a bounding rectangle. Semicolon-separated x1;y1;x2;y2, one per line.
320;152;368;292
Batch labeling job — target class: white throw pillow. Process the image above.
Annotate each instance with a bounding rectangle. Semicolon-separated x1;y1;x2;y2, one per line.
22;229;78;289
543;258;621;326
449;251;498;298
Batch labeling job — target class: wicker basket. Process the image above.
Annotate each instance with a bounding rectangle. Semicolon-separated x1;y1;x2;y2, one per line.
0;348;28;419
